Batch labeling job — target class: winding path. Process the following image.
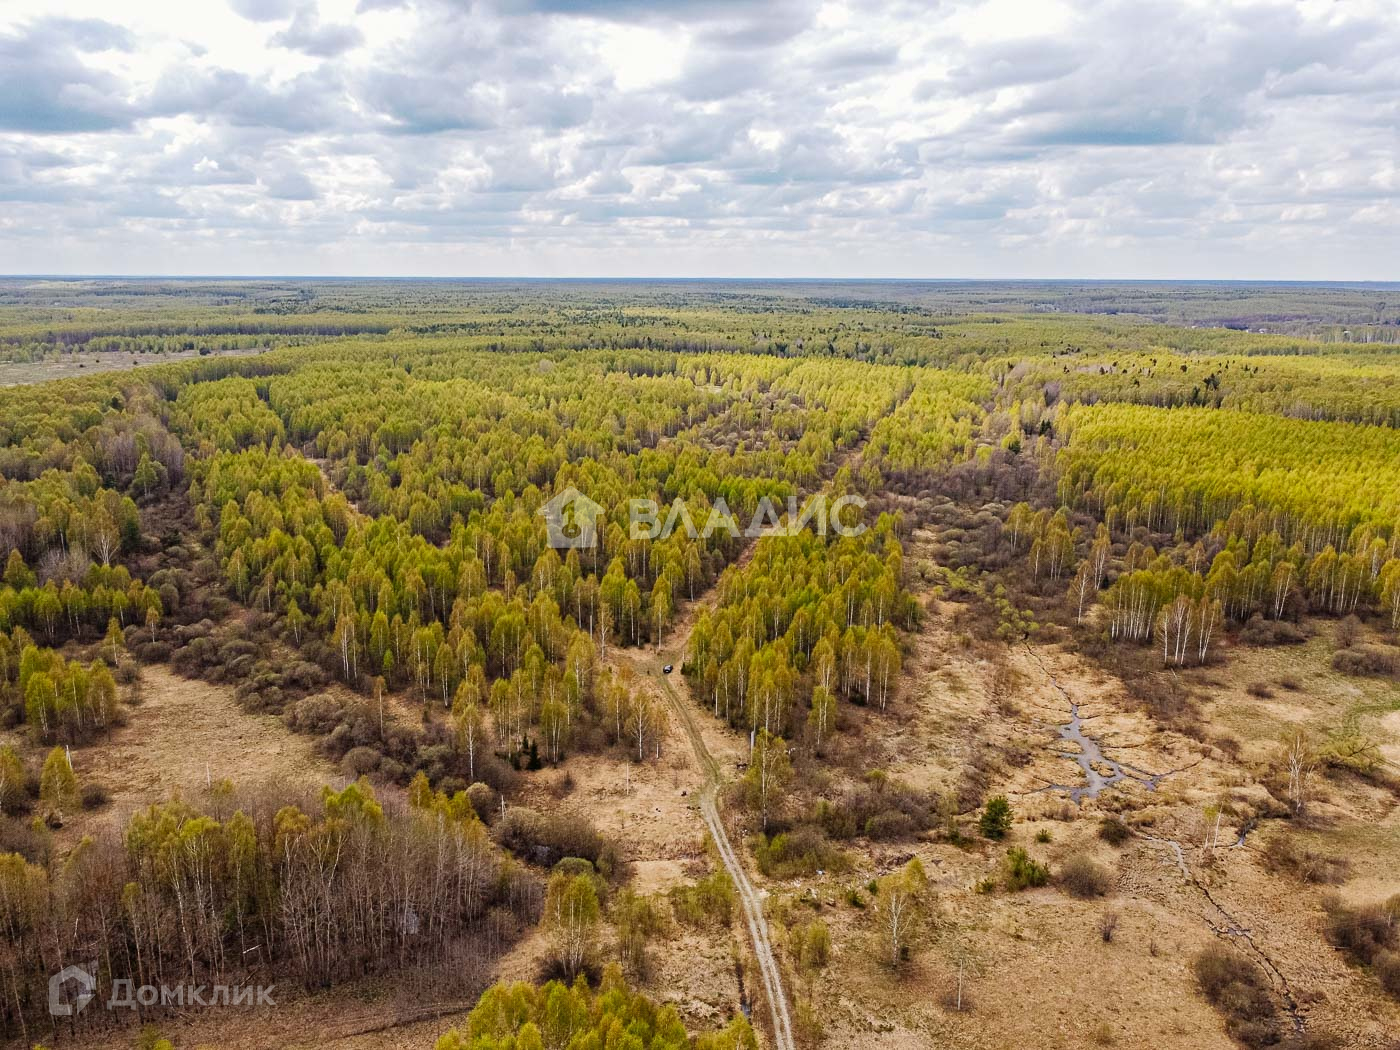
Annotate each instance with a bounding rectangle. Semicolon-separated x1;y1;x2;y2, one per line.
650;643;795;1050
617;541;792;1047
621;421;894;1050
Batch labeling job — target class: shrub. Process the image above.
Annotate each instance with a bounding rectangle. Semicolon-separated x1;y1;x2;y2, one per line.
1321;893;1400;971
979;796;1012;839
1376;950;1400;999
796;920;831;971
553;857;599;881
284;692;345;735
794;996;825;1044
282;660;328;691
1261;834;1351;886
753;825;848;879
1335;615;1362;649
495;807;621;879
340;746;382;778
1059;855;1112;898
670;872;737;928
1332;645;1398;677
863;811;916;840
1121;667;1197;722
812;778;937;841
0;816;47;862
1099;908;1120;943
1239;615;1307;647
417;743;456;784
79;782;110;810
811;798;855;839
1003;848;1049;891
1192;944;1281;1047
1278;1034;1342;1050
130;641;172;663
135;1025;174;1050
467;782;501;824
1098;817;1132;846
1206;739;1244;767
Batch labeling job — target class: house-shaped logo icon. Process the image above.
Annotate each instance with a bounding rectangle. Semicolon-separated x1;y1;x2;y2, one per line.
48;963;97;1017
539;487;603;549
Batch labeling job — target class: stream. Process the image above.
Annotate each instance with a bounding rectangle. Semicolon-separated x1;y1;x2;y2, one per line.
1024;647;1162;802
1021;652;1303;1031
1041;700;1163;802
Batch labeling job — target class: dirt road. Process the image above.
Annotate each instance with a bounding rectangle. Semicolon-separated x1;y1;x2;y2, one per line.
650;648;795;1050
615;430;886;1050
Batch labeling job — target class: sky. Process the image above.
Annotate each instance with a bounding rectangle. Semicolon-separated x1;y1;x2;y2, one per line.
0;0;1396;279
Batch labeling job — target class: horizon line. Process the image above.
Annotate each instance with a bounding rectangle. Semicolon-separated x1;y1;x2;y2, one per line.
4;274;1400;286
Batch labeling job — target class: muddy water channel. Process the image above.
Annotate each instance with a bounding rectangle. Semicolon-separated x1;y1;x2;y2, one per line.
1025;647;1161;802
1044;700;1162;802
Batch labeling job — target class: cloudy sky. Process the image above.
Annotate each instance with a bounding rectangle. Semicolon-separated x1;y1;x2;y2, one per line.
1;0;1396;278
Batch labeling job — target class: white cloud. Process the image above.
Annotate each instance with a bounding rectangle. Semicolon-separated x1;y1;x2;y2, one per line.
0;0;1396;277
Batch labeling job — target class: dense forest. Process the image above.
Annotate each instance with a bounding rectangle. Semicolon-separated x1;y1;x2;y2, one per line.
2;280;1399;1048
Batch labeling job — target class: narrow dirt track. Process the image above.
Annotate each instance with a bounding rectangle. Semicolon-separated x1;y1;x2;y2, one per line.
619;425;892;1050
619;532;794;1049
653;660;795;1050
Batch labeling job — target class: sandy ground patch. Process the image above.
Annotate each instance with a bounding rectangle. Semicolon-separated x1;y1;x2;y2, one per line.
71;664;338;838
1187;632;1398;761
505;718;749;1032
1380;709;1400;768
0;346;267;387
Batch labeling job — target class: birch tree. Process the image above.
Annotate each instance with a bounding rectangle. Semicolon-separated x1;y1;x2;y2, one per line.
876;858;927;969
543;872;600;980
743;730;792;832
